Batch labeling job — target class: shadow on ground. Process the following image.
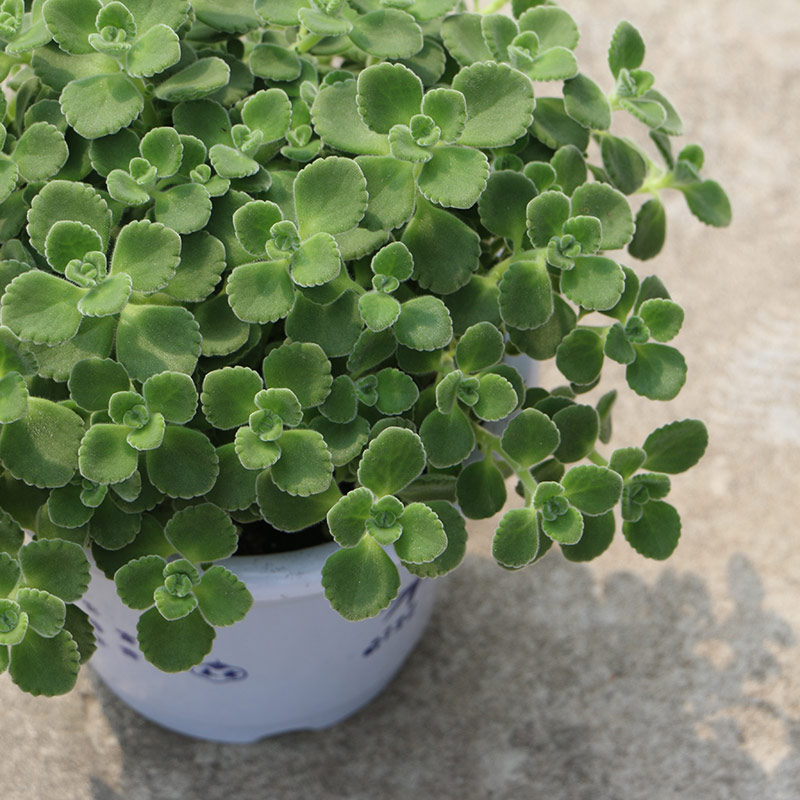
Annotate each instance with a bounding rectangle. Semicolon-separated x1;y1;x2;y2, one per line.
88;552;799;800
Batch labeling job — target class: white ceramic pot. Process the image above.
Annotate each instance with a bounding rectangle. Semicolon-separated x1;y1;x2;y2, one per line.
79;542;437;743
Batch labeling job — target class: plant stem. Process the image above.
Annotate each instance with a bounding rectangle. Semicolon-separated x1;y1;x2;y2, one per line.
474;423;539;504
588;449;609;466
478;0;510;14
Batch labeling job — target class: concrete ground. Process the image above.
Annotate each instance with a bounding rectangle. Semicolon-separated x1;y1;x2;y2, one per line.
4;1;799;797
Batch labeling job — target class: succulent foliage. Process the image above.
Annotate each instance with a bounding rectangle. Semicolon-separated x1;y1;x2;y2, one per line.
0;0;726;694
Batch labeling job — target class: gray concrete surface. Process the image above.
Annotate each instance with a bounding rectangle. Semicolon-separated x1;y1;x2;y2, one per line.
4;1;800;797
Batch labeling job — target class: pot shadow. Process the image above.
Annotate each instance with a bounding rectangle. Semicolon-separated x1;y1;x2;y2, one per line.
88;552;800;800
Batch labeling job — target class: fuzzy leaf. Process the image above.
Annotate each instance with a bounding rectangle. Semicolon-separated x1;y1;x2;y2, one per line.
498;258;553;330
78;424;138;485
145;426;218;499
262;342;331;408
164;503;238;563
8;629;80;696
626;343;687;401
608;21;645;78
249;43;301;82
358;427;426;497
356;156;416;232
456;321;504;373
394;296;453;352
473;373;518;421
309;416;371;467
526;190;570;247
77;273;132;318
60;73;143;139
256;471;341;532
234;427;280;470
561;464;623;516
47;484;93;529
393;502;446;564
456;457;506;520
402;197;480;295
327;487;372;547
205;443;257;511
417;145;489;209
143;371;197;424
270;429;333;497
359;292;401;333
357;63;423;134
492;507;540;568
629;196;666;261
419;407;474;468
232;200;283;257
241;89;292;143
374;368;419;415
14;588;66;638
42;0;101;54
293;156;368;239
561;256;626;311
194;566;252;627
137;607;215;672
155;57;230;103
44;221;103;273
642;419;708;474
681;180;732;228
322;534;400;621
116;304;201;382
18;538;89;602
154;183;212;234
227;260;295;324
563;73;611;130
501;408;560;469
440;13;493;66
518;6;579;49
115;554;165;609
350;9;423;59
451;61;535;148
556;329;605;385
290;232;341;287
125;22;180;77
541;504;583;544
571;182;634;250
0;398;83;488
478;170;537;247
194;293;249;357
623;500;680;560
0;373;28;424
13;122;68;182
601;135;647;195
638;298;683;342
1;270;84;345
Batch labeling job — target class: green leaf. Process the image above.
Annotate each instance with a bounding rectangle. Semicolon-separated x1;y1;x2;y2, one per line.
417;145;489;209
194;293;250;357
499;258;553;330
531;97;589;151
524;47;578;82
19;538;89;602
125;412;165;452
628;196;666;260
0;158;18;205
571;182;634;250
61;604;95;665
13;122;68;182
518;5;579;49
327;487;372;547
359;292;401;333
492;507;540;568
608;21;645;78
402;197;480;295
322;534;400;621
556;329;604;385
626;343;687;401
478;170;537;247
47;484;93;529
601;135;647;195
249;43;301;82
311;79;390;156
642;419;708;474
208;144;259;179
142;371;196;424
608;446;647;480
234;427;280;470
146;426;218;499
115;554;165;608
160;231;223;303
8;629;80;696
126;23;180;78
561;510;614;562
456;322;504;374
561;256;626;311
154;183;212;235
619;97;666;129
293;156;367;239
309;416;370;468
139;127;182;179
680;180;732;228
552;404;599;463
205;443;257;511
419;407;474;468
164;503;238;563
14;588;65;638
155;57;230;103
1;271;84;345
77;273;133;319
638;298;683;342
87;493;141;549
456;457;506;519
501;408;560;468
394;502;446;564
561;464;622;516
563;73;611;130
137;606;214;672
350;8;422;59
43;221;102;274
60;73;143;139
357;427;426;497
373;368;419;415
623;500;680;560
0;398;82;488
116;304;201;382
226;260;294;325
551;145;588;196
526;190;570;247
290;232;341;288
78;424;138;485
262;342;331;408
540;503;583;544
0;372;28;424
0;508;25;557
232;200;283;257
355;156;415;232
285;291;361;359
319;376;358;424
395;296;453;352
193;566;252;627
256;470;341;532
25;316;114;382
270;429;333;497
356;63;422;134
421;88;466;143
440;13;493;66
401;501;466;578
451;61;535;148
42;0;101;54
473;373;517;421
154;584;198;621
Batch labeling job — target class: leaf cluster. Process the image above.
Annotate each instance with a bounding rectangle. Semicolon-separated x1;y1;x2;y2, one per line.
0;0;725;692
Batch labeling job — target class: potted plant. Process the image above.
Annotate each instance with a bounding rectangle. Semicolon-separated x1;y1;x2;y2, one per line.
0;0;729;742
